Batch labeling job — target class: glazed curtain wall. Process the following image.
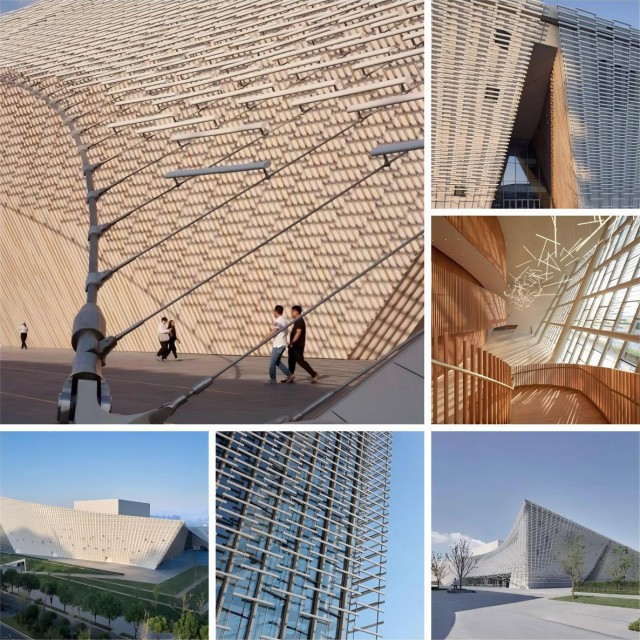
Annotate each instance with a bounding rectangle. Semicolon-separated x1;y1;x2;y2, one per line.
537;216;640;371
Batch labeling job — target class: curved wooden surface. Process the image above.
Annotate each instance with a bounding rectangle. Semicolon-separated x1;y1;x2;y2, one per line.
513;364;639;424
511;386;608;424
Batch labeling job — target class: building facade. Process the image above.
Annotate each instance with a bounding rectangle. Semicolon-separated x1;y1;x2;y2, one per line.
457;500;640;589
432;0;639;209
0;0;423;360
216;431;391;639
0;496;192;569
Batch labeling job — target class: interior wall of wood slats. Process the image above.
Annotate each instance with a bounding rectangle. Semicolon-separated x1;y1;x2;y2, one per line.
513;364;640;424
432;332;512;424
431;248;507;347
445;215;507;280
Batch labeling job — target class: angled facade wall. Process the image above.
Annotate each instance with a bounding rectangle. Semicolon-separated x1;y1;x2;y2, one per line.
0;497;187;569
0;0;423;360
432;0;640;209
459;500;640;588
557;8;640;208
432;0;545;208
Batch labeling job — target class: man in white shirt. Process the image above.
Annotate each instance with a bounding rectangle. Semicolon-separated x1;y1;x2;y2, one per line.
156;317;170;361
264;305;294;385
19;322;28;349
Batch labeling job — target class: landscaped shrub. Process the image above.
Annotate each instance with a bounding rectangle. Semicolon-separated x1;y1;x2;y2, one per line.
578;581;640;595
629;618;640;632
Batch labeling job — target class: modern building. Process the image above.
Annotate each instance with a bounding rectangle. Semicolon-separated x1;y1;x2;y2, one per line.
0;496;207;569
0;0;424;362
216;431;391;639
432;0;640;208
432;214;640;424
448;500;640;589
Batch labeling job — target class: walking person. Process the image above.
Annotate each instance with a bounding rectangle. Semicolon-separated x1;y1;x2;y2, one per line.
264;305;295;385
156;317;170;361
167;320;181;360
19;322;28;349
287;305;319;383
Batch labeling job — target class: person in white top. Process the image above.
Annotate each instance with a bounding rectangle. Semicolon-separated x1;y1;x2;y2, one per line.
19;322;28;349
264;305;294;385
156;317;171;361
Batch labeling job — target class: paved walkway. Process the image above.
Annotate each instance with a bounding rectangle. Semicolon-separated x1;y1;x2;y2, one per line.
511;386;608;424
0;347;369;423
432;587;639;639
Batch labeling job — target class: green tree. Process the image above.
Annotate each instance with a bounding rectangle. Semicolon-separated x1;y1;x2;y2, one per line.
56;617;71;639
21;572;40;599
19;603;39;625
558;533;585;598
57;584;73;612
446;538;478;589
125;601;147;637
198;625;209;639
4;568;18;593
608;546;637;590
98;592;123;626
43;578;57;605
431;552;449;589
148;615;170;640
35;596;45;613
196;590;207;614
173;611;200;639
84;591;102;622
180;591;191;615
77;624;91;640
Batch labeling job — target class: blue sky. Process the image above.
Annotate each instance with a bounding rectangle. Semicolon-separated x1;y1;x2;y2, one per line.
386;431;424;640
551;0;640;27
0;431;209;520
432;432;640;555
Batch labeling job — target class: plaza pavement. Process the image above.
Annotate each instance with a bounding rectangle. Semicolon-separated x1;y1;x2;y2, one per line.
0;347;370;424
432;587;640;639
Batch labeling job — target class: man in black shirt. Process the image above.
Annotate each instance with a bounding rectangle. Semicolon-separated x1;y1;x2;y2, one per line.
286;305;320;383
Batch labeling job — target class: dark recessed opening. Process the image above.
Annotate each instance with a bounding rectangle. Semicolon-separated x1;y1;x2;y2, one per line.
495;28;511;50
485;86;500;102
453;186;466;197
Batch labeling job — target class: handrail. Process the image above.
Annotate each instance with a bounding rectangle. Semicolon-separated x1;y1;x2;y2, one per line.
147;232;424;422
286;330;424;422
512;362;638;424
432;359;514;390
512;364;638;404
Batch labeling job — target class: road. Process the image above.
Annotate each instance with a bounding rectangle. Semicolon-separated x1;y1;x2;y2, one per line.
0;621;30;640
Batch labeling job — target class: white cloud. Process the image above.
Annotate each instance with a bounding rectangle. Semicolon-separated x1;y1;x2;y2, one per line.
432;531;487;549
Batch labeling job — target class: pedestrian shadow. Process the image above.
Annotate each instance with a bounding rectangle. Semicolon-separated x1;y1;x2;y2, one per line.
432;589;540;639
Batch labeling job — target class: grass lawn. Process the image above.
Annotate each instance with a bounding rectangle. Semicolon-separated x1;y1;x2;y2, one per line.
185;576;208;606
0;552;121;575
553;595;640;610
44;575;182;622
88;565;207;596
67;576;178;607
578;581;640;596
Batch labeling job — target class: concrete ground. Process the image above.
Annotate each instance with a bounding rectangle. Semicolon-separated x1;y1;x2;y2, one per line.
0;347;369;424
432;587;640;639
